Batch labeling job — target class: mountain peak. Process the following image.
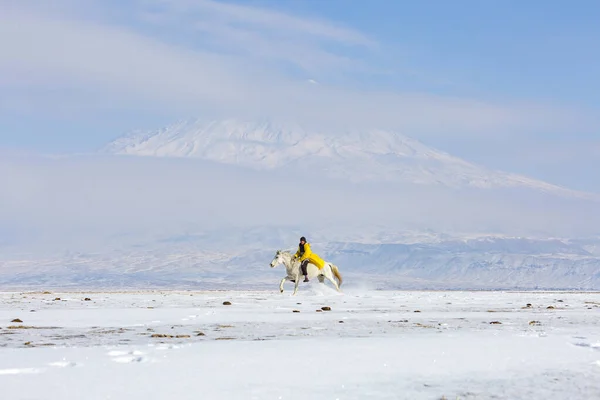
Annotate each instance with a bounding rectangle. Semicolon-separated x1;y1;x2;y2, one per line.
103;118;591;198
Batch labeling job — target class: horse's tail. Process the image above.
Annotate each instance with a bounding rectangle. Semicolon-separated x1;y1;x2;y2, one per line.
330;264;343;287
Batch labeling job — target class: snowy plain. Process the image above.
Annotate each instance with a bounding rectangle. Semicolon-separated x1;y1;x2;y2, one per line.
1;286;599;400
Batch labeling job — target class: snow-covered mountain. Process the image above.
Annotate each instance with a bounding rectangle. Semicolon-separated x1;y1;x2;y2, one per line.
103;118;588;198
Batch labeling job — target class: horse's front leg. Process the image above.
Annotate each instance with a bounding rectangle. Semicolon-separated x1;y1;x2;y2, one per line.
279;277;287;293
292;272;301;296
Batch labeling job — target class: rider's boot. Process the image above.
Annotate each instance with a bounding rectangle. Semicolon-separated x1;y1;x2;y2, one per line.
301;262;309;282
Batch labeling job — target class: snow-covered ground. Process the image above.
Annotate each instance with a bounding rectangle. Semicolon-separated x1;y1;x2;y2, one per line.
1;287;599;399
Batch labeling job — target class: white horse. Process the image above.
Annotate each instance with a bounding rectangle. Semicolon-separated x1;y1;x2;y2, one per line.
269;250;343;295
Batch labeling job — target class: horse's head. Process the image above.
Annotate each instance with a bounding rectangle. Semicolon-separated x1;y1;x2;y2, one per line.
271;250;292;268
270;250;283;268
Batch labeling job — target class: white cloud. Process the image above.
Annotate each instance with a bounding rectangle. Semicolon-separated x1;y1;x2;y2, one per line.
0;1;597;142
7;142;595;258
2;153;600;253
136;0;375;46
136;0;379;75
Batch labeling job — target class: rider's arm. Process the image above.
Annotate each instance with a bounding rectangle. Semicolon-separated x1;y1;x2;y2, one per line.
300;243;312;260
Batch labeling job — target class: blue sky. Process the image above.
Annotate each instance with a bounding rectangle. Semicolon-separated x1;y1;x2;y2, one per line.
1;0;599;191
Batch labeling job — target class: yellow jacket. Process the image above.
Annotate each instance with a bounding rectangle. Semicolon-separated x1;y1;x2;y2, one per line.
295;242;325;269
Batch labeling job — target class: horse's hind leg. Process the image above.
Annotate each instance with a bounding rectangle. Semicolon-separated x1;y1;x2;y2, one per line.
324;270;341;292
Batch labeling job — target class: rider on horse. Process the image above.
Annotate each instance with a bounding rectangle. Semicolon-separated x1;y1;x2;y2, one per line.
293;236;325;282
